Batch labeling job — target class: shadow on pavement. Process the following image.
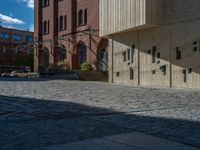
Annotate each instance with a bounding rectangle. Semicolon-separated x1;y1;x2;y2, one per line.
0;95;199;150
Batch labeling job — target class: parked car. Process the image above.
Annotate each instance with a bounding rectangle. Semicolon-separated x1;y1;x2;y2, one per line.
10;70;28;78
9;70;39;78
1;72;11;77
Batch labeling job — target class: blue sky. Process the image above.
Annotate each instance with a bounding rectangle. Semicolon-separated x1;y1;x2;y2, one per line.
0;0;34;31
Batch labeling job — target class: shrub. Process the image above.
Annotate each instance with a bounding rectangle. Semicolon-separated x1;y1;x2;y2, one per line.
81;60;92;71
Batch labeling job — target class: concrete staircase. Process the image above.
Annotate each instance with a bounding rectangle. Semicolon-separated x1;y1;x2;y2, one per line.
76;70;108;82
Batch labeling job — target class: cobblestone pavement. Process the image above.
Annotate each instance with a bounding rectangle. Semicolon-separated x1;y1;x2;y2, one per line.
0;79;200;149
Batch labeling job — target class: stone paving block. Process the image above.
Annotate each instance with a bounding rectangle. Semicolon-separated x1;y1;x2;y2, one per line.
103;132;199;150
44;138;140;150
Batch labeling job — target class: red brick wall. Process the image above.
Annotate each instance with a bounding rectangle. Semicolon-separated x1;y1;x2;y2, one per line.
0;27;33;66
34;0;108;72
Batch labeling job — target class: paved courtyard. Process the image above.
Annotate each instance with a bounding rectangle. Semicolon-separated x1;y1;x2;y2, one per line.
0;79;200;149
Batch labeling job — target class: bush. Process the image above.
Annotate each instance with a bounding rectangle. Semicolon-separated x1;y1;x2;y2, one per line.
81;60;92;71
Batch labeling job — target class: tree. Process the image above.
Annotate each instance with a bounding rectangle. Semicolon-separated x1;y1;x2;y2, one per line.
13;48;34;71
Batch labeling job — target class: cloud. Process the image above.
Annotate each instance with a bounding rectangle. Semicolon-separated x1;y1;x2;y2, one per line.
0;13;25;24
17;0;34;9
29;24;34;32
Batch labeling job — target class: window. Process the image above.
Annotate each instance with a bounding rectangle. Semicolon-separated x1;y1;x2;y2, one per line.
26;36;33;42
13;34;22;41
0;33;9;40
131;45;135;63
176;47;181;60
130;68;134;80
116;72;120;77
48;20;50;33
42;0;49;7
182;69;187;83
123;51;126;62
59;49;67;62
127;48;130;60
157;52;160;59
188;68;192;74
152;46;156;63
44;21;47;34
160;65;167;75
78;10;83;25
152;70;156;75
84;9;87;24
193;41;198;52
60;16;63;31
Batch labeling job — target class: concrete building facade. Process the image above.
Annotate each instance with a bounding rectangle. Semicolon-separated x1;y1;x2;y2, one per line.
34;0;108;72
100;0;200;89
0;26;33;66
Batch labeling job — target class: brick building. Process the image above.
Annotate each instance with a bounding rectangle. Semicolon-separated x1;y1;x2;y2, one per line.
34;0;108;72
100;0;200;89
0;26;33;66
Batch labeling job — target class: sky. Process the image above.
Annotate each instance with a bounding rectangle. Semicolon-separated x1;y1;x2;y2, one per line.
0;0;34;31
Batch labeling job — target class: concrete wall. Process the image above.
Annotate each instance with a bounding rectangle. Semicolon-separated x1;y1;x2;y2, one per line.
100;0;200;36
109;20;200;89
100;0;165;37
104;0;200;89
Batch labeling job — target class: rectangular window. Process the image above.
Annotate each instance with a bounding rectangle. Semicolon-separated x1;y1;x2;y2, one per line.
182;69;187;83
157;52;160;59
13;34;22;41
176;47;181;60
26;36;33;42
116;72;120;77
152;70;156;75
188;68;192;74
123;51;126;62
193;41;198;52
127;48;130;60
160;65;167;75
152;46;156;63
130;68;134;80
0;33;9;40
131;45;135;63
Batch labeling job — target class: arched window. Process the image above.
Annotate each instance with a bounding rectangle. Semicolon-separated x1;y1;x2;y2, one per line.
98;48;108;71
60;16;63;31
78;10;83;25
84;9;87;24
59;49;67;62
42;0;49;7
44;21;47;34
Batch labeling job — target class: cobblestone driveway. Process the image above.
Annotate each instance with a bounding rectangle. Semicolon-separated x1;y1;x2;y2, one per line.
0;79;200;149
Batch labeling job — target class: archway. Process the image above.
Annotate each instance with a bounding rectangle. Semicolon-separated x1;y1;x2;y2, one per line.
98;48;108;71
78;42;87;66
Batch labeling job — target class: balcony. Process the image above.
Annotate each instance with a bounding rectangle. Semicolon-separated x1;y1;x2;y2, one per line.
100;0;164;37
